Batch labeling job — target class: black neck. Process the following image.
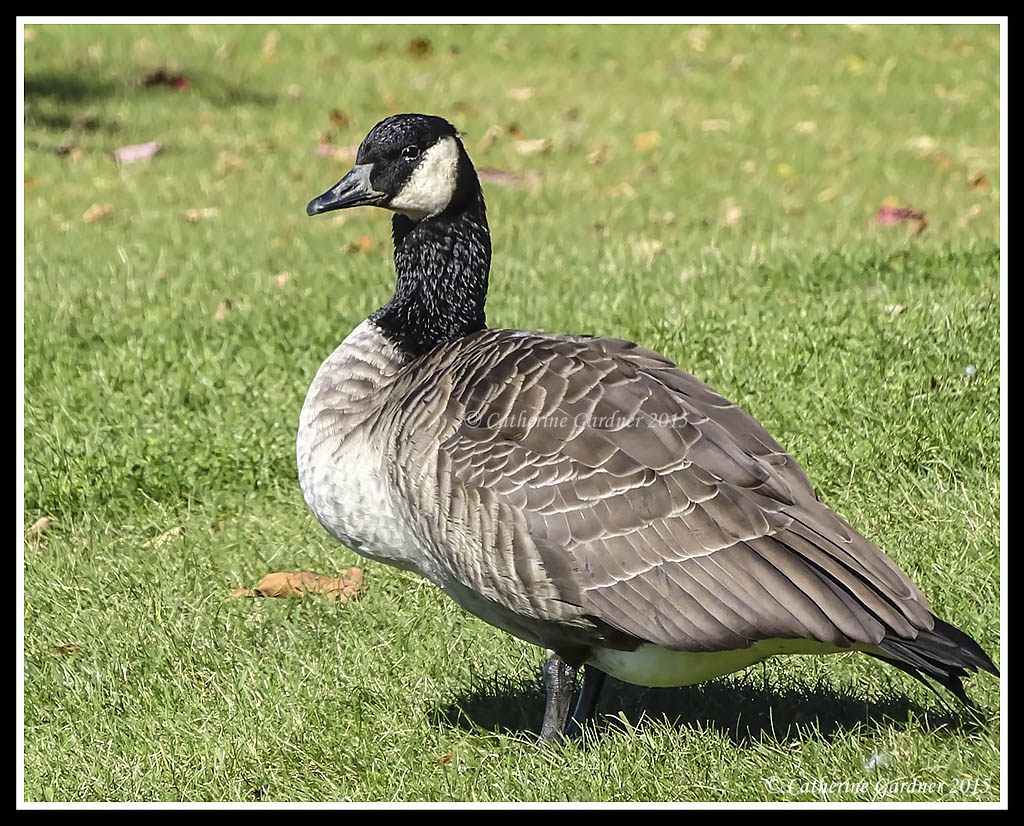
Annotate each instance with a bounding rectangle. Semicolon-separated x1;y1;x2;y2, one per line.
370;188;491;360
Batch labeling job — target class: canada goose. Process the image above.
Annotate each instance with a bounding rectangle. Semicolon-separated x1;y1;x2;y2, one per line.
298;113;998;743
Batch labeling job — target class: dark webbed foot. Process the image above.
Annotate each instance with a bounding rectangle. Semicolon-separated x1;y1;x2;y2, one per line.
537;652;608;745
564;665;607;738
538;651;579;745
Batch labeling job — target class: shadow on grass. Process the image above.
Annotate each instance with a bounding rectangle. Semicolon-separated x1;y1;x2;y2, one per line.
435;670;986;746
24;67;277;136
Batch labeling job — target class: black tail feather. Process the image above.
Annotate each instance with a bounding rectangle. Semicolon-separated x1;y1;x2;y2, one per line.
873;615;998;706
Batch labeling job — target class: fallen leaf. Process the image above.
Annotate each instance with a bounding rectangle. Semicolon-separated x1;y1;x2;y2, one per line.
958;203;982;227
439;752;454;765
114;141;162;164
82;203;113;224
631;238;665;262
142;526;184;549
225;568;365;602
407;38;431;59
140;68;189;89
873;205;927;236
56;142;83;162
215;151;245;174
587;145;610;165
260;30;279;65
633;131;662;151
477;125;501;152
968;171;991;192
330;109;349;129
275;271;292;288
71;111;98;131
183;207;220;223
348;235;374;254
506;87;534;101
884;304;905;316
688;26;710;52
477;167;542;189
514;138;553;156
930;376;938;389
315;143;358;164
50;644;80;656
28;516;53;537
214;299;232;321
506;122;527;140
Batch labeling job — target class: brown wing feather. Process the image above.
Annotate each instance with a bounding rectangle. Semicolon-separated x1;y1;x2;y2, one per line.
399;328;934;653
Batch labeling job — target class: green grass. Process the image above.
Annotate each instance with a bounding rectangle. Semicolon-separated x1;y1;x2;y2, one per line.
22;22;1001;803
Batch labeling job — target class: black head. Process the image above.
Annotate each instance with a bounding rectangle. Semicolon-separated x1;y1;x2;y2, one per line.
306;114;477;220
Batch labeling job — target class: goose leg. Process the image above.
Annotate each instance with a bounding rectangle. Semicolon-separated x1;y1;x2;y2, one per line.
564;665;607;738
538;651;580;745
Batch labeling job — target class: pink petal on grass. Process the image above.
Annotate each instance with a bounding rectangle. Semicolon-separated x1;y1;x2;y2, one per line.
115;141;162;164
874;204;928;236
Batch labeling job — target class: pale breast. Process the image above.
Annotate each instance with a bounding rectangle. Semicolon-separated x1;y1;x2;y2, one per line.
296;320;440;579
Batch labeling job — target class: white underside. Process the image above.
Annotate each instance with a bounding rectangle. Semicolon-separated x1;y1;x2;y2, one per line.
588;639;853;687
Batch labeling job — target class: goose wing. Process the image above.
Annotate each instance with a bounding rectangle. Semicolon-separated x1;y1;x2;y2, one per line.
397;329;934;653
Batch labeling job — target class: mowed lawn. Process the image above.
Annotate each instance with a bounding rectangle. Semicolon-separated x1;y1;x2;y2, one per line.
22;23;1001;803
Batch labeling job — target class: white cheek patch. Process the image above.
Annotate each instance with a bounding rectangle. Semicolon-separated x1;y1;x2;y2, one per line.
388;136;460;217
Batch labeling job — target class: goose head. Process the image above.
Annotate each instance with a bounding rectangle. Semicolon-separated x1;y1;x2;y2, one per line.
306;113;479;221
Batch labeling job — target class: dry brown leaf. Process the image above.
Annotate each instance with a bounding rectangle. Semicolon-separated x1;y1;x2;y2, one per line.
816;186;841;203
607;181;636;199
688;26;710;52
506;87;534;101
57;143;85;162
407;38;431;59
514;138;553;156
225;568;365;602
957;203;982;228
315;144;358;164
142;526;184;549
215;152;245;174
50;644;80;656
348;235;374;254
28;516;53;537
183;207;220;223
477;125;501;152
477;167;542;189
83;203;113;224
633;131;662;151
631;238;665;262
330;109;349;129
968;171;991;192
506;122;527;140
260;30;279;65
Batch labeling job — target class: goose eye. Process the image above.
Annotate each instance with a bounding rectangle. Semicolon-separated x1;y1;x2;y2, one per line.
402;145;420;161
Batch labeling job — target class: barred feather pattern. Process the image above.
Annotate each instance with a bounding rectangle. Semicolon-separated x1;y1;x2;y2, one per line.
372;327;938;656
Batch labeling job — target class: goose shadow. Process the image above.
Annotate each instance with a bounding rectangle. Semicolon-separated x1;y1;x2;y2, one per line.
434;669;987;746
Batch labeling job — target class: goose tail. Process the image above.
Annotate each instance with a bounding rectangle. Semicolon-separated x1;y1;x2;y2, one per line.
870;616;998;706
